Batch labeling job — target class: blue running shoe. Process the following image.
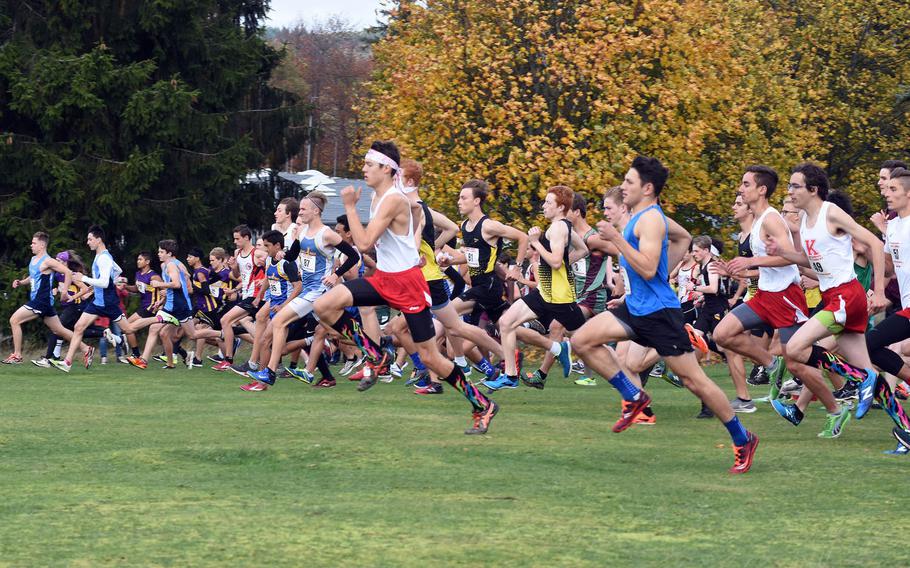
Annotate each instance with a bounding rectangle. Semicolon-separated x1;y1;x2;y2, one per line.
771;399;803;426
247;368;276;386
855;369;878;419
883;443;909;455
413;373;432;389
482;375;519;391
406;369;429;387
556;341;572;378
287;367;315;384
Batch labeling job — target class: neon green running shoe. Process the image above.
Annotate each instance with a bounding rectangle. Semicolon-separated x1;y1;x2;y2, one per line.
767;356;786;400
818;407;851;439
574;377;597;386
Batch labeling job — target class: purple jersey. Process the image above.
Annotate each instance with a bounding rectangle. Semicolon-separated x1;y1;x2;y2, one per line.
135;269;159;309
191;266;212;311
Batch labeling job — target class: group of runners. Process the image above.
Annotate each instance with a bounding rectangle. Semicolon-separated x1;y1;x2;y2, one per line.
7;141;910;474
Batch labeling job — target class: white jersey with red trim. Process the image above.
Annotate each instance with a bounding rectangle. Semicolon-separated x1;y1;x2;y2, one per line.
370;188;419;273
799;201;855;292
751;206;800;292
885;214;910;308
236;249;256;299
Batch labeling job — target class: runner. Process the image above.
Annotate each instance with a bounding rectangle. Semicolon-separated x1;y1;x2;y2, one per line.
570;156;759;473
313;141;499;434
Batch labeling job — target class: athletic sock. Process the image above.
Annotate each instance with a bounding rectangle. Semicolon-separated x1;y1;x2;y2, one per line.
549;342;562;356
54;340;63;358
478;357;495;378
316;353;333;380
537;369;548;381
806;345;868;383
329;311;383;363
442;364;488;412
248;361;259;371
454;355;468;367
288;361;298;370
877;379;910;430
723;416;749;446
608;371;641;401
409;352;426;372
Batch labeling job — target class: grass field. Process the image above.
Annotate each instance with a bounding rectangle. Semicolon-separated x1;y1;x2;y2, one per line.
1;356;906;567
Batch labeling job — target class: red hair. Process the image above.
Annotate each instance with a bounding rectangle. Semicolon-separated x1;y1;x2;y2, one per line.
547;185;574;215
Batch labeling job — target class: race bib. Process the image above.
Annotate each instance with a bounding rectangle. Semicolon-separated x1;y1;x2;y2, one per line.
269;279;282;297
571;258;587;276
136;281;146;294
464;247;480;268
301;252;317;273
210;281;222;299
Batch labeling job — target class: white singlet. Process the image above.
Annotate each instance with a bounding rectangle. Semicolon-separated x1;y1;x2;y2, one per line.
370;188;419;272
236;250;255;299
751;206;801;292
885;214;910;308
798;201;855;292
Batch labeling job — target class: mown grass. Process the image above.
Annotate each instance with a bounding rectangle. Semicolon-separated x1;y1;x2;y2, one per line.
0;358;904;567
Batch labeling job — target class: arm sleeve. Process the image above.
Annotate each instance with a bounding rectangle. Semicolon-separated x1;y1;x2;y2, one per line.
334;241;360;277
284;239;301;262
284;260;300;283
81;255;112;287
445;266;466;299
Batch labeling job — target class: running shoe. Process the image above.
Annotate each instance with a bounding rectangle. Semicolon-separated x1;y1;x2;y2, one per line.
648;360;665;378
30;357;51;368
521;370;546;390
779;378;803;397
571;360;587;375
156;310;179;326
415;383;444;395
621;400;656;425
465;400;499;435
357;371;378;392
339;356;363;377
556;340;573;377
187;358;204;369
897;383;910;400
229;361;252;377
684;324;708;354
101;356;108;365
574;377;597;386
413;373;432;389
662;370;684;388
240;381;268;392
613;392;652;433
103;327;122;346
818;407;851;438
82;346;95;369
855;369;879;419
247;368;276;386
390;362;406;379
380;371;396;384
117;356;129;364
482;374;519;391
152;354;168;363
883;442;910;456
126;356;147;370
747;364;768;386
695;404;714;419
2;353;23;364
50;358;72;373
212;360;232;372
893;426;910;451
766;356;786;401
833;384;858;402
287;367;316;384
459;362;473;377
730;398;757;414
208;354;225;363
313;378;336;388
771;399;804;426
406;369;430;387
729;432;759;474
348;366;369;381
278;367;294;379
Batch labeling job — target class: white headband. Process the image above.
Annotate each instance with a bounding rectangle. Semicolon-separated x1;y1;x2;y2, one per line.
365;149;405;193
710;245;719;257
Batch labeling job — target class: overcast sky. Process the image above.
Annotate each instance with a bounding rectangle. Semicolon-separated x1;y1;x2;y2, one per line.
266;0;385;30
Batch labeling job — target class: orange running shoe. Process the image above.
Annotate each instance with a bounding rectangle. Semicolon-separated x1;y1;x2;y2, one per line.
613;392;652;433
465;401;499;435
685;324;709;354
621;400;656;424
729;432;759;474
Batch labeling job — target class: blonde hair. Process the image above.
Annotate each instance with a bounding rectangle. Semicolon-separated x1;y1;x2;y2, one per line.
306;190;327;211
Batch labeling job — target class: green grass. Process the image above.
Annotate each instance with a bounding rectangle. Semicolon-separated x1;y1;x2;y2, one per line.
0;358;905;566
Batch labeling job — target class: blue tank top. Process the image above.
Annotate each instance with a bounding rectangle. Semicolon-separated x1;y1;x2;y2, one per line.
92;250;122;308
298;227;334;292
266;258;298;304
619;204;681;316
29;254;53;304
163;259;191;312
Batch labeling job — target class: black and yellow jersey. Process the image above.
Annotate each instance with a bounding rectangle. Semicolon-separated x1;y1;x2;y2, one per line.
419;201;445;282
536;219;576;304
461;216;499;278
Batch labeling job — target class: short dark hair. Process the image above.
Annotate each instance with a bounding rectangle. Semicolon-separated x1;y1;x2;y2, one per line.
570;193;587;216
370;140;401;172
744;165;779;199
462;179;489;202
890;167;910;191
630;156;669;196
335;214;350;232
158;239;178;255
825;191;854;217
232;225;252;239
279;197;299;220
882;160;908;173
33;231;49;244
187;247;204;259
137;251;153;262
262;229;284;246
88;225;105;242
792;162;830;200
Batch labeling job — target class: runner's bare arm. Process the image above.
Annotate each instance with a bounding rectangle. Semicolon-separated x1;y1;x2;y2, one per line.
601;208;663;279
567;227;589;264
341;186;405;251
43;258;73;299
430;208;459;250
484;219;530;266
828;204;887;308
